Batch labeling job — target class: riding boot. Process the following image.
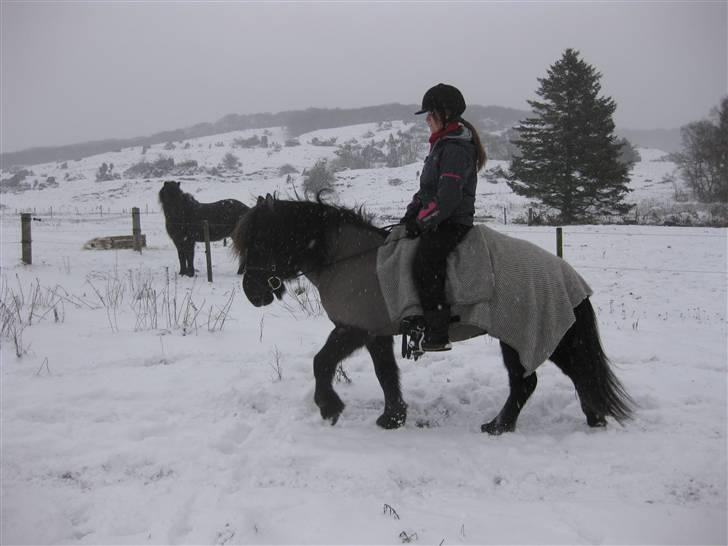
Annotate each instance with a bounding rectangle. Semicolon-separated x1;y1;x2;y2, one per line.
422;306;452;352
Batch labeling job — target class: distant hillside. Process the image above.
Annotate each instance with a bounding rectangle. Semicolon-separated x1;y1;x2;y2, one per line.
0;103;682;169
0;104;529;169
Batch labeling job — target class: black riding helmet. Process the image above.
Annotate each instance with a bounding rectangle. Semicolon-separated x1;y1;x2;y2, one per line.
414;83;466;122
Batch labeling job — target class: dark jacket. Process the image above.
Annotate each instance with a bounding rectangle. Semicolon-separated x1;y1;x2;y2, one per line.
401;123;478;230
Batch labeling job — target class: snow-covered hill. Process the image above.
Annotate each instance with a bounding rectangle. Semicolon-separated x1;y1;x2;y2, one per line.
0;120;697;226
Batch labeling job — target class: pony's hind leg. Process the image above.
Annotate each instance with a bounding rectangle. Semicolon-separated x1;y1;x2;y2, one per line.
364;336;407;429
482;342;537;435
550;337;606;427
549;298;634;427
313;326;368;425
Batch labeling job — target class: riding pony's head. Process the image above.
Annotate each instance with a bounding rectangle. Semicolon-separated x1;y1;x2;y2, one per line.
232;194;308;306
233;193;377;307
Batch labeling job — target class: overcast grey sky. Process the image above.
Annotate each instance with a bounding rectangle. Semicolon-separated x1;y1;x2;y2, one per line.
1;1;726;153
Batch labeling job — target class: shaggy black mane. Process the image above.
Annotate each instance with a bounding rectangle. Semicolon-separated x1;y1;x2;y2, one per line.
232;194;386;270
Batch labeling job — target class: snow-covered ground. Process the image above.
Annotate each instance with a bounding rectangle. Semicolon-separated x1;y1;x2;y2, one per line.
1;124;726;545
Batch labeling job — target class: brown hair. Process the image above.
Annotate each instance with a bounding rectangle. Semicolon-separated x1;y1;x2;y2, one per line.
435;108;487;172
460;118;487;172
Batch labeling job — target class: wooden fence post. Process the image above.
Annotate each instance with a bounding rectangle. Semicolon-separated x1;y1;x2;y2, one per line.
528;208;533;226
21;213;32;265
203;220;213;282
132;207;142;253
503;206;507;225
556;227;563;258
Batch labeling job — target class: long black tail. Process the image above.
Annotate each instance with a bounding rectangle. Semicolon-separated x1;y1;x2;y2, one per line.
554;298;636;423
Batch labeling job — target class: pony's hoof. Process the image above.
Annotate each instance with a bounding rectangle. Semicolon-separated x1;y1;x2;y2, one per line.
587;415;607;428
481;420;515;435
319;399;345;425
376;410;406;429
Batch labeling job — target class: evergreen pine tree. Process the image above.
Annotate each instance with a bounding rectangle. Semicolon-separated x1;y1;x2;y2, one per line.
507;48;632;222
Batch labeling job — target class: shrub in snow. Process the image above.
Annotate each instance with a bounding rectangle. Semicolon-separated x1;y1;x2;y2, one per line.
278;164;299;176
219;153;241;172
95;162;120;182
0;169;33;193
123;156;175;179
302;159;336;197
310;136;337;146
232;135;261;149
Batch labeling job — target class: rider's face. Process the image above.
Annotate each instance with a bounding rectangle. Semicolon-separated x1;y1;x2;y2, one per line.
426;111;444;134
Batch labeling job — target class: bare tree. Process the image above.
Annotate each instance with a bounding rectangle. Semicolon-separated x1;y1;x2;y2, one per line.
673;97;728;202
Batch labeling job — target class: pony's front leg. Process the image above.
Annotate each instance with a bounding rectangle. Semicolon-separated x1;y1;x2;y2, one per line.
365;336;407;429
185;239;196;277
313;326;367;425
175;243;188;276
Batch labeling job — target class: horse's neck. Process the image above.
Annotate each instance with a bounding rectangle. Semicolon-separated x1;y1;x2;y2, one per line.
164;195;195;217
304;223;383;286
331;224;384;259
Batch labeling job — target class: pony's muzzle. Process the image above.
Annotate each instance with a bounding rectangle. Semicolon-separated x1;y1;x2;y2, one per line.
242;273;275;307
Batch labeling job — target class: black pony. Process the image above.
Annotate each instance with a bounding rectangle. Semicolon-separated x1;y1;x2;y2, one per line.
159;180;249;277
233;195;634;433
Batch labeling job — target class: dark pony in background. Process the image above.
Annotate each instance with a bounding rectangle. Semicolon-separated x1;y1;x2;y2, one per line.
159;180;249;277
233;194;635;434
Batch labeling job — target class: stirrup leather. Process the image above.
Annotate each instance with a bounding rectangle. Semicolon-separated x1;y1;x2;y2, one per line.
400;315;427;361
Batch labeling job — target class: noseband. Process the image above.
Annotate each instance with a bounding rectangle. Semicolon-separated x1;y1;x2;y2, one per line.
243;249;283;292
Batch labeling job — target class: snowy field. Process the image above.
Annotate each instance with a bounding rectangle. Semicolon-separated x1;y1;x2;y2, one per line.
1;125;726;544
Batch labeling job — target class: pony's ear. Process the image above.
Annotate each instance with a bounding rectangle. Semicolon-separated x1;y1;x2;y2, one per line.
175;181;180;188
265;194;275;210
256;195;266;207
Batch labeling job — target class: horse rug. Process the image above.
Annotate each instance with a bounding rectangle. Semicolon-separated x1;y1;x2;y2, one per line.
376;224;593;373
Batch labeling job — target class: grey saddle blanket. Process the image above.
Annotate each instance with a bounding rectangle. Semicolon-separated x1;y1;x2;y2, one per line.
376;224;593;373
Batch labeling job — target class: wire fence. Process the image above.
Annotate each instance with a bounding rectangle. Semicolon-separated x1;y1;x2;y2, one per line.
2;209;726;277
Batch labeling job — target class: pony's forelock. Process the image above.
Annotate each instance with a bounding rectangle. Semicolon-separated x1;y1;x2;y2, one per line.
231;206;256;257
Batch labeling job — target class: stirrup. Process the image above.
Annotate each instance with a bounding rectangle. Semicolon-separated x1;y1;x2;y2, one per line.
400;316;426;361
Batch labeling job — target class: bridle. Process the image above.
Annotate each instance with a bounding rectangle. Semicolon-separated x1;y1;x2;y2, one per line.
242;248;284;292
